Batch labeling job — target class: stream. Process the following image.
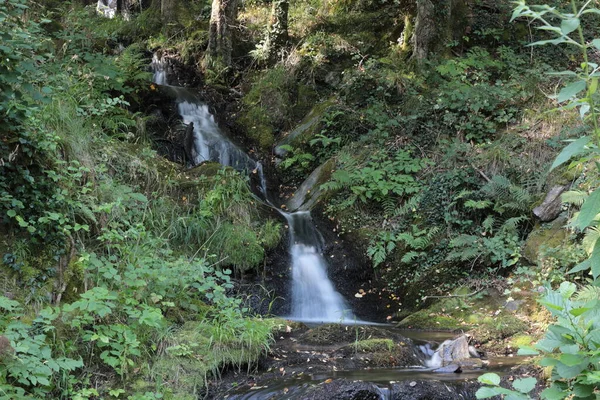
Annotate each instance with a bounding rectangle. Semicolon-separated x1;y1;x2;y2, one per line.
151;55;525;399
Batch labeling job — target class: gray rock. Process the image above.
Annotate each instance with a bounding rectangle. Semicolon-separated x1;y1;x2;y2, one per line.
533;185;568;222
426;335;471;368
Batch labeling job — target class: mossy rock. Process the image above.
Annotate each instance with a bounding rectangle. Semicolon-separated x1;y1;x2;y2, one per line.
298;324;396;345
522;216;568;264
353;338;394;353
471;312;529;344
274;98;337;157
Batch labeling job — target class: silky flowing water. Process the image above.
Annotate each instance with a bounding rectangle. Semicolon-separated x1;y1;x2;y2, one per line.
152;54;353;323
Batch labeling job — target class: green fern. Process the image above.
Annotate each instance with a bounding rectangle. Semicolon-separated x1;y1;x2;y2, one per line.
562;190;587;207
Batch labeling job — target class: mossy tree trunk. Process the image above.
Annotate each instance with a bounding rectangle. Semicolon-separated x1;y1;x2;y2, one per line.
411;0;435;60
265;0;289;62
161;0;177;24
410;0;471;60
206;0;240;68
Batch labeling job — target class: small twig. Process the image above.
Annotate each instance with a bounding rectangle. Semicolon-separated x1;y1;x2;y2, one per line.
470;163;491;183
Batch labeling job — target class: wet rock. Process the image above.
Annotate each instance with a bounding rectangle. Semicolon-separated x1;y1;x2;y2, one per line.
390;380;479;400
533;185;568;222
427;335;471;367
302;379;383;400
286;159;335;211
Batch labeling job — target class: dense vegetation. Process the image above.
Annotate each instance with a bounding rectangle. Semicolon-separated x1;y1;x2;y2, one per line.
1;0;600;398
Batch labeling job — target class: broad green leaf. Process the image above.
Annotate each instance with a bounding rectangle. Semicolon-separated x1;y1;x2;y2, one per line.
557;80;587;103
560;18;580;35
475;387;498;399
541;386;567;400
529;38;568;46
573;383;594;398
512;377;536;393
517;346;539;356
547;70;578;76
549;135;591;171
559;353;584;366
592;39;600;51
572;188;600;231
568;258;590;274
556;358;587;378
589;78;599;95
478;373;501;386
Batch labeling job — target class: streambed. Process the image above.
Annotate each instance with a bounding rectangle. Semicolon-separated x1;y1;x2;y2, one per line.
210;324;531;400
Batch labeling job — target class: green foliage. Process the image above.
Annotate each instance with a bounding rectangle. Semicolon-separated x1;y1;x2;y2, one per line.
238;66;297;150
323;149;428;209
478;282;600;400
433;46;528;142
512;0;600;280
476;373;536;399
446;176;533;269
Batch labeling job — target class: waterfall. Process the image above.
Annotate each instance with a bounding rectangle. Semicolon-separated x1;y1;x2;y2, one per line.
284;212;354;323
151;54;267;194
152;54;353;322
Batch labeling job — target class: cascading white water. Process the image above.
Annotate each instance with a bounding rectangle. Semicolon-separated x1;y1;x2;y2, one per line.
284;212;354;323
152;54;353;321
151;54;267;194
151;54;168;86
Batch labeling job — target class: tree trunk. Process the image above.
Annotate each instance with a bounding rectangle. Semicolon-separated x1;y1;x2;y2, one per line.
207;0;240;68
161;0;177;23
411;0;435;61
265;0;289;62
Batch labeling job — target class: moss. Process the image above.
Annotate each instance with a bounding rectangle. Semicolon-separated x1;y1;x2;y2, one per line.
238;66;298;151
522;217;569;264
354;338;394;353
472;312;529;344
509;334;535;348
299;324;392;345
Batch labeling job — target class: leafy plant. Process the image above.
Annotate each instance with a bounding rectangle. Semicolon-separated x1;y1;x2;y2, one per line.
511;0;600;279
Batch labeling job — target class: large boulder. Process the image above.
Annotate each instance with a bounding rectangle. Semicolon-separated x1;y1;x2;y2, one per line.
274;98;337;157
522;216;568;264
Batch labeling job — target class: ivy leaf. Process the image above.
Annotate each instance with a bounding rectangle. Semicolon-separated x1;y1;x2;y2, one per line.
557;80;587;103
512;377;536;394
549;135;591;171
560;17;580;35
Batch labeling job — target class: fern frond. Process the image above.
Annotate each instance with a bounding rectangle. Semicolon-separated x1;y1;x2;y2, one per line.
561;190;587;207
382;196;397;217
401;251;421;263
482;215;495;233
582;227;600;255
500;216;527;233
574;285;600;301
